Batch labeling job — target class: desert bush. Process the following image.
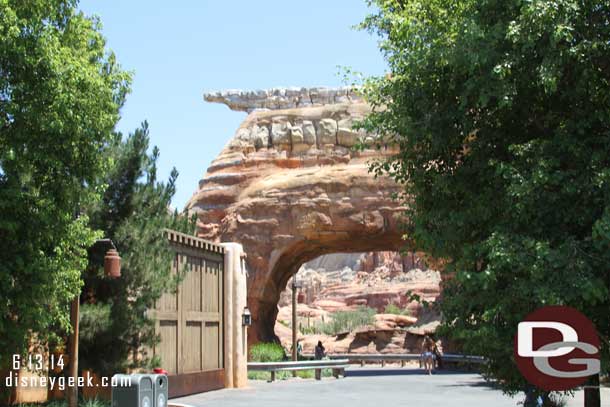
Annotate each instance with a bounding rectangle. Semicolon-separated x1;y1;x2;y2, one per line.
299;325;318;335
315;306;376;336
383;303;401;315
384;303;411;316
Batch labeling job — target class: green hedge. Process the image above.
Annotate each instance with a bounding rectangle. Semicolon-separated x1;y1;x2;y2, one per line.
249;342;286;362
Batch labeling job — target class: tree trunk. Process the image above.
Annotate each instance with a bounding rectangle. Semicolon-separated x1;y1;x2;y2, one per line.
584;374;600;407
67;296;79;407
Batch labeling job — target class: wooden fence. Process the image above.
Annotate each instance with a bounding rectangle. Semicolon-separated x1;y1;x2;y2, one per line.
150;230;225;397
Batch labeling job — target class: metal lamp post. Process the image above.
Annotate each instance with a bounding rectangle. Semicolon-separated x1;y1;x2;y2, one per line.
66;239;120;407
291;276;302;365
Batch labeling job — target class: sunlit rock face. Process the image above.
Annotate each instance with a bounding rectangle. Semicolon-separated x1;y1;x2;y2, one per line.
187;87;409;343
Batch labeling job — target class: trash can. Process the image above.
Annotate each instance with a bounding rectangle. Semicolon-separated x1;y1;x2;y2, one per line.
150;374;168;407
111;374;155;407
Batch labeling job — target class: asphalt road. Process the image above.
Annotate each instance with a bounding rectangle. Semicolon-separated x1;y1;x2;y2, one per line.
172;367;609;407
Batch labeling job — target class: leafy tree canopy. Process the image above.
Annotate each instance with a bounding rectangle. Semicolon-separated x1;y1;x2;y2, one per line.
0;0;130;365
80;122;194;375
360;0;609;397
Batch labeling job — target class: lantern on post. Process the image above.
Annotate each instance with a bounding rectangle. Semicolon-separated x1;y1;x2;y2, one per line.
242;307;252;327
104;248;121;278
68;238;120;407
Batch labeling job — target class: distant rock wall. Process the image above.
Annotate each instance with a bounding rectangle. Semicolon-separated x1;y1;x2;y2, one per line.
281;252;440;310
303;252;363;272
274;252;443;356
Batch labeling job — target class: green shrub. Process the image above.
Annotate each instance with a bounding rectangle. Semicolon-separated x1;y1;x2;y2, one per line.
299;325;318;335
295;368;333;379
295;307;377;336
384;303;410;315
79;397;110;407
248;370;274;380
247;343;337;381
247;368;333;381
314;306;376;336
17;398;109;407
249;342;286;362
79;303;112;343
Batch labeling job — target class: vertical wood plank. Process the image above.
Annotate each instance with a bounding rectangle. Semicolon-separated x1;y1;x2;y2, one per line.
216;259;224;368
201;256;206;374
177;253;184;375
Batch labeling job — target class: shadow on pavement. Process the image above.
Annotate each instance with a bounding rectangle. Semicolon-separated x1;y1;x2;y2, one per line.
345;368;473;377
439;378;504;391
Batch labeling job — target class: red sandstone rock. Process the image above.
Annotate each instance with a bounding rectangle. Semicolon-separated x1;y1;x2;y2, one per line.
186;87;444;343
274;320;437;356
375;314;418;329
311;299;348;313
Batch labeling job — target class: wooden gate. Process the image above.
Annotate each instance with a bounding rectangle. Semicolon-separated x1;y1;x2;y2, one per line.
151;230;225;398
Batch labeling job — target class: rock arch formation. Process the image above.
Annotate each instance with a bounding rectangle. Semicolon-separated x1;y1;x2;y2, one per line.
186;87;406;342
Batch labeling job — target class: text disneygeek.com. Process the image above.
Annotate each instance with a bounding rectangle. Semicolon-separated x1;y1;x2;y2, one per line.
6;354;132;391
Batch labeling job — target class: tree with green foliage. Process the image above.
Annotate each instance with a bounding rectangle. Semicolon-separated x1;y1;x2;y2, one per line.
360;0;609;403
80;122;194;375
0;0;130;368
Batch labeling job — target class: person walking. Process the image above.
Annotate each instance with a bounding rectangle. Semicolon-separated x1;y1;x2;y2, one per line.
421;335;436;375
433;338;443;369
314;340;326;380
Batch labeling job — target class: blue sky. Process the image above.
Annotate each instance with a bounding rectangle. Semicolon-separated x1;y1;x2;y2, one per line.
78;1;387;209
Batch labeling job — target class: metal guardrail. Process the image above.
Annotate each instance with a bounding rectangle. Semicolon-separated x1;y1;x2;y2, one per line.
440;354;486;364
248;359;351;371
300;353;486;367
248;354;485;381
248;359;350;382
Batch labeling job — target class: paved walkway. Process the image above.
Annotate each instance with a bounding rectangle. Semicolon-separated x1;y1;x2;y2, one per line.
172;367;610;407
171;367;609;407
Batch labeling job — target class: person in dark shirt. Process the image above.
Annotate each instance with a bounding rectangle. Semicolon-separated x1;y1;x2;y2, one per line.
314;341;326;359
314;341;326;380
